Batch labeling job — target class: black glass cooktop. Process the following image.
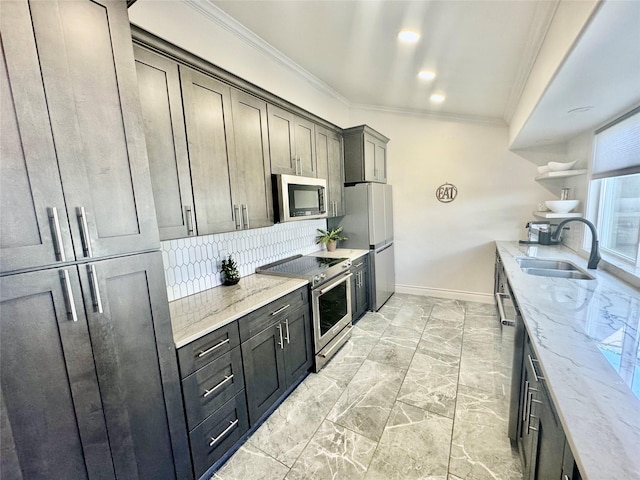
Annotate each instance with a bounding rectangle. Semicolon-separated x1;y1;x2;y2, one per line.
259;255;347;277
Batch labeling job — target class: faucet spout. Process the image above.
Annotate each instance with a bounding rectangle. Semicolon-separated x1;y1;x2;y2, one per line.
550;218;601;269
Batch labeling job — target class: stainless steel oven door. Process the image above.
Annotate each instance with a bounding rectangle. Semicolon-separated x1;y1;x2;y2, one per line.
312;272;352;352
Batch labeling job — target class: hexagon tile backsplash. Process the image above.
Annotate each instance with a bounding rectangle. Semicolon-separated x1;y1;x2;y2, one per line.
161;219;326;301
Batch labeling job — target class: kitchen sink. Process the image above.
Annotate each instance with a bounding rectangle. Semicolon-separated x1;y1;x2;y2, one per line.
515;257;595;280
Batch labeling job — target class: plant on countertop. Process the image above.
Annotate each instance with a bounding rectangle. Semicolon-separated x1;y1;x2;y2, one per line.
221;255;240;285
316;226;347;251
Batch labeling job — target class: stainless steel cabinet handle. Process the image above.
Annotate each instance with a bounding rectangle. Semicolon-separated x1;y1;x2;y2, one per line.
197;338;230;358
233;205;241;229
208;419;239;447
203;374;234;398
297;157;302;175
277;324;284;349
284;319;290;344
494;292;515;326
60;269;78;322
563;475;571;480
271;304;290;316
528;355;545;381
77;207;93;258
48;207;66;262
88;264;103;313
185;206;195;235
523;380;530;422
242;205;249;229
354;262;364;268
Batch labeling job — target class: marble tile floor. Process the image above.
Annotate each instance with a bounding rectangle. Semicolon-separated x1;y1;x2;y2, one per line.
213;293;522;480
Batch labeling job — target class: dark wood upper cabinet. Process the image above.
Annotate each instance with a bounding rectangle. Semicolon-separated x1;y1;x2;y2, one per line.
229;89;274;229
268;104;317;177
1;0;159;274
316;126;345;217
180;65;238;235
344;125;389;184
134;45;193;241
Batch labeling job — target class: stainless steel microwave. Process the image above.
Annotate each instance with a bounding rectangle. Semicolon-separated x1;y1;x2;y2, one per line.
275;174;327;222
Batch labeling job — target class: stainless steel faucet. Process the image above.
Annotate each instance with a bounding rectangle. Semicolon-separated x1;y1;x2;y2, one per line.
550;218;601;269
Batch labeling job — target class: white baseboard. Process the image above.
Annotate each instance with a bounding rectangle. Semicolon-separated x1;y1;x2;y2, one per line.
395;284;494;304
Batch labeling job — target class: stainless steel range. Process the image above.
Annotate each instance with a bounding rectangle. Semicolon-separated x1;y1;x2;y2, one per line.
257;255;353;371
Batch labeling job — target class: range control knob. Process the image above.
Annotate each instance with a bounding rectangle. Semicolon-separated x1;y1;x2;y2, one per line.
320;273;327;280
313;275;321;284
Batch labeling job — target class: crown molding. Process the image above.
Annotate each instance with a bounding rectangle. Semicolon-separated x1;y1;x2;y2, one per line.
353;103;507;127
183;0;350;107
503;0;560;124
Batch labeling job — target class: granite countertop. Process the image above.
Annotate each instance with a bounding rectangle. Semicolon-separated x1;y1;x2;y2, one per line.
495;241;640;480
310;248;369;261
169;274;308;348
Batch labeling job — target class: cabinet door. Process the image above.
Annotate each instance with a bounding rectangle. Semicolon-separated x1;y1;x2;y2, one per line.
363;134;378;182
79;252;190;479
1;0;76;274
294;116;316;177
283;305;313;386
534;386;565;480
0;268;113;480
242;323;287;425
181;66;237;234
230;89;274;229
30;0;159;259
134;46;194;241
316;126;344;217
267;104;297;175
519;341;539;480
375;140;387;183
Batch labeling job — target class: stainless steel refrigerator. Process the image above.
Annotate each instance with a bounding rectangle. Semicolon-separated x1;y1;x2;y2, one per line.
342;183;395;310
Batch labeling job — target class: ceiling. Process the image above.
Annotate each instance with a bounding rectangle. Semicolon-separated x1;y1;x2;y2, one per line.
208;0;553;124
131;0;640;147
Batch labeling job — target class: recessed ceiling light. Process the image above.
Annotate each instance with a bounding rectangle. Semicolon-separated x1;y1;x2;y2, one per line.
398;30;420;43
418;71;436;80
430;94;446;103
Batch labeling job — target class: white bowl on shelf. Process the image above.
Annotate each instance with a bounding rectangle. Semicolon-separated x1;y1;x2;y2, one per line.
548;159;578;171
545;200;580;213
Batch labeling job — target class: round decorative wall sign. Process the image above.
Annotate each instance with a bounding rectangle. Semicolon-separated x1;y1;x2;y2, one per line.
436;182;458;203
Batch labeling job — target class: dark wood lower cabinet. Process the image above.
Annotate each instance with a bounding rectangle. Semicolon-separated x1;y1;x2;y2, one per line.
0;252;190;480
350;256;369;322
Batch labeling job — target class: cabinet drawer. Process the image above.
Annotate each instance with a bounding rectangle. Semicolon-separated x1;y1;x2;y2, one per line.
238;287;308;342
190;392;249;478
182;347;244;430
177;321;240;378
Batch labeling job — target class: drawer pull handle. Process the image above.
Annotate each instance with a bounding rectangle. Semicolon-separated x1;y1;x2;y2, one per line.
197;338;230;358
203;374;234;398
271;304;290;316
209;419;239;447
354;262;364;268
528;354;545;382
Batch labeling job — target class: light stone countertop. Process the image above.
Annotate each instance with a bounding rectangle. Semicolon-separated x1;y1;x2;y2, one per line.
310;248;369;261
495;241;640;480
169;274;308;348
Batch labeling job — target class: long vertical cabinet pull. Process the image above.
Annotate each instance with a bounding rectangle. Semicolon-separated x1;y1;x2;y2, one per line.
48;207;66;262
60;269;78;322
77;207;93;258
88;264;104;313
277;324;284;349
284;319;290;344
242;205;249;229
233;205;241;229
185;206;195;235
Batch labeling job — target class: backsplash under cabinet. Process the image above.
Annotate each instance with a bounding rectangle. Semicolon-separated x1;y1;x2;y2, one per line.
161;219;325;301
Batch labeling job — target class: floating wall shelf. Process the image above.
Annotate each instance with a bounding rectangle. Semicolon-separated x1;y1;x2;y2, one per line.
535;169;587;181
533;211;583;219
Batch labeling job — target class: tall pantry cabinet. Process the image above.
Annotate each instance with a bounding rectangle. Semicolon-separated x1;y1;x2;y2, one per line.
0;1;190;479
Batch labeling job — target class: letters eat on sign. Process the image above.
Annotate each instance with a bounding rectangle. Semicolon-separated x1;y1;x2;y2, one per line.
436;183;457;203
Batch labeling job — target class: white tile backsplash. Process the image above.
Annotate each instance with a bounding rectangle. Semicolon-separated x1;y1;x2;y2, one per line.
161;219;325;301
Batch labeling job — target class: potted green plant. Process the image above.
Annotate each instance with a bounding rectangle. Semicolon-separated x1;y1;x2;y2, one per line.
316;226;347;252
221;255;240;285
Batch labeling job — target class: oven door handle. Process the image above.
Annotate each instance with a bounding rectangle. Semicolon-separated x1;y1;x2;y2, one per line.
315;272;353;296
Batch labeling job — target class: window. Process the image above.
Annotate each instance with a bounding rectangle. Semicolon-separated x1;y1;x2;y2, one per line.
590;108;640;267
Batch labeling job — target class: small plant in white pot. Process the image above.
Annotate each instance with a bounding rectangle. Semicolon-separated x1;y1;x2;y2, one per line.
316;227;347;252
221;255;240;285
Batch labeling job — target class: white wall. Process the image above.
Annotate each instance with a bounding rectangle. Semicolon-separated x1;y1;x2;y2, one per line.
350;108;549;301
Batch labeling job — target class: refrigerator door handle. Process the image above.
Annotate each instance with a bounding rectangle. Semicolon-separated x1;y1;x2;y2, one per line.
375;242;394;254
